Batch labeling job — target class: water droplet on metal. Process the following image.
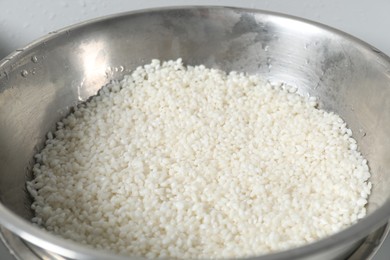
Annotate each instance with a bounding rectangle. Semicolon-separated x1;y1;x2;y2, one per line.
263;45;269;52
31;56;38;63
105;67;113;78
4;71;9;80
31;69;36;75
119;66;124;72
266;58;272;70
21;70;29;77
358;128;367;137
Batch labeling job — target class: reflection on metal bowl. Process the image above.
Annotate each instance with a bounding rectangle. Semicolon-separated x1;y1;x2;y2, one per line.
0;6;390;260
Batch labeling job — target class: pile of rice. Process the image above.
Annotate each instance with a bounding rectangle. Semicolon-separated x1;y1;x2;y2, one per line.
27;59;371;259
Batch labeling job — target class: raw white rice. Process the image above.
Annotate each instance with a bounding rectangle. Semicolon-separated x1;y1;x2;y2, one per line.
27;59;371;259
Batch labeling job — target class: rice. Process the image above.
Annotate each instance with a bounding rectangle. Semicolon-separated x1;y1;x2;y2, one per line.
27;59;371;259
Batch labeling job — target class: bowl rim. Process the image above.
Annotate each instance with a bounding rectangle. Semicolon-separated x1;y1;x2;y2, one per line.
0;5;390;260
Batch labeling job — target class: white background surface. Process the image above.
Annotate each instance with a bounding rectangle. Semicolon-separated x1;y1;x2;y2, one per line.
0;0;389;259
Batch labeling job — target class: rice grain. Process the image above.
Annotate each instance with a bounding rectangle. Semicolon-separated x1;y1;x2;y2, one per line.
27;59;371;259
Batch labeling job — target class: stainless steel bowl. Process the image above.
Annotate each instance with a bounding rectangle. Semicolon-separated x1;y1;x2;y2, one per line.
0;6;390;260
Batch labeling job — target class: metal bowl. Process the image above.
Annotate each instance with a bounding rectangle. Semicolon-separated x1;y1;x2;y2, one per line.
0;6;390;260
